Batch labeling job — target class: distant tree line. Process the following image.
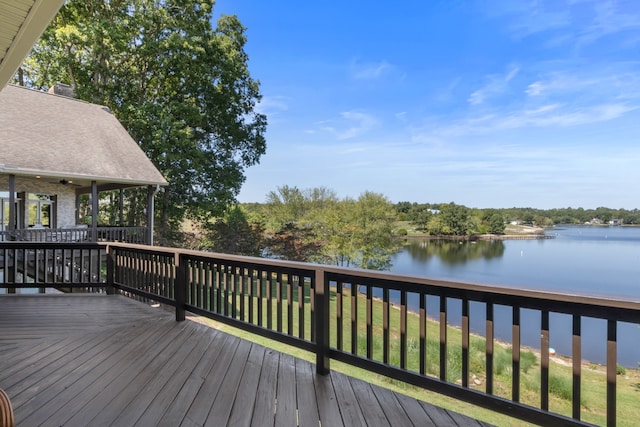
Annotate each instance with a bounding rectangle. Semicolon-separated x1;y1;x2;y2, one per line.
397;202;640;228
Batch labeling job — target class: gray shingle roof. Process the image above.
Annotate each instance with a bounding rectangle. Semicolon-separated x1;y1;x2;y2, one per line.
0;84;167;189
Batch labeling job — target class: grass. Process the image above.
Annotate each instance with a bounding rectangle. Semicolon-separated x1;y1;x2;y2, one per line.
188;283;640;427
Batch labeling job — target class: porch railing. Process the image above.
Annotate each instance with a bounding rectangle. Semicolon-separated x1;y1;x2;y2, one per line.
1;241;639;427
0;227;148;244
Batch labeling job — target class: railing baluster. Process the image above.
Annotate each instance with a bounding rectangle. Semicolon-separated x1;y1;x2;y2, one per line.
266;271;273;330
366;285;372;359
197;261;203;308
337;281;343;351
607;320;617;427
462;298;469;388
216;264;223;314
287;273;293;335
248;269;255;324
351;282;358;355
298;275;304;339
276;272;282;333
440;296;447;381
400;290;407;369
205;262;212;311
383;288;390;365
239;268;246;322
541;310;550;410
512;305;521;402
419;293;426;375
256;270;263;327
231;266;238;319
572;315;581;420
310;277;315;342
315;269;329;375
486;302;494;395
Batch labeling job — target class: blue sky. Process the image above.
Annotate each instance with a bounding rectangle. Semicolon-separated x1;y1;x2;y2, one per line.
213;0;640;209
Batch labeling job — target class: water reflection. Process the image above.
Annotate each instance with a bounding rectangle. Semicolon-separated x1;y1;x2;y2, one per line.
391;227;640;367
403;239;505;265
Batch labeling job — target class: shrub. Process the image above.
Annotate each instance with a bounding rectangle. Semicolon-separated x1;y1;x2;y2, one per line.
549;374;573;401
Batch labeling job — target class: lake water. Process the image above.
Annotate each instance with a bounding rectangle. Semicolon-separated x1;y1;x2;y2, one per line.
390;225;640;367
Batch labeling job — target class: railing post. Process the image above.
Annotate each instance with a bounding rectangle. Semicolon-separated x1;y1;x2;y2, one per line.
175;253;186;322
314;268;330;375
106;245;115;295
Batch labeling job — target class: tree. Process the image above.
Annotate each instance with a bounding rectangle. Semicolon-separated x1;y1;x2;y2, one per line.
261;187;399;270
408;205;432;231
201;206;265;256
323;192;399;270
436;202;471;236
16;0;266;242
486;213;506;234
264;185;307;231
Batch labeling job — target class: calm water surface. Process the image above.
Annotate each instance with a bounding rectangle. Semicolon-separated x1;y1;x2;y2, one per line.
390;225;640;366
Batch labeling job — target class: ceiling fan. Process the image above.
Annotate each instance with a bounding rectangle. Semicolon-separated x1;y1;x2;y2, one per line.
59;179;83;187
43;178;82;187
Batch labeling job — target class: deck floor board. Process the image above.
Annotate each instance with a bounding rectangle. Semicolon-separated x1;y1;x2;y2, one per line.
0;294;492;426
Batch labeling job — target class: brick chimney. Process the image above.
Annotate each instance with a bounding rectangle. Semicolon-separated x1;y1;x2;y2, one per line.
48;83;75;98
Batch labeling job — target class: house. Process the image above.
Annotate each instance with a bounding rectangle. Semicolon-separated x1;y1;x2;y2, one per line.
2;0;167;244
0;84;167;243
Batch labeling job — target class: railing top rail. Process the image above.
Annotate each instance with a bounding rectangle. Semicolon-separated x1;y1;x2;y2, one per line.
101;242;640;314
0;241;102;250
324;269;640;313
103;242;318;273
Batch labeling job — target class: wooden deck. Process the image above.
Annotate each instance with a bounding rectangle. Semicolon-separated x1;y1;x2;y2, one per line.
0;294;493;426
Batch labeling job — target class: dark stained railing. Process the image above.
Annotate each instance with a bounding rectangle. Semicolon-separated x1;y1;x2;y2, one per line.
0;242;106;292
0;227;148;244
2;241;639;427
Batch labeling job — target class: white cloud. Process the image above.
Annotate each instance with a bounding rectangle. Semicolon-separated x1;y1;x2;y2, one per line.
255;95;289;116
483;0;640;49
349;59;395;80
318;110;379;140
468;65;520;105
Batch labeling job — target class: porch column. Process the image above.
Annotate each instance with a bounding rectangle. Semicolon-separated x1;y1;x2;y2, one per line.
7;175;16;292
8;174;15;232
75;193;80;225
147;185;154;245
119;189;124;226
91;181;98;242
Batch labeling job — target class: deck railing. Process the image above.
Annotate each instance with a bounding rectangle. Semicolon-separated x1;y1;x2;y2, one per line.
0;227;148;244
2;241;639;427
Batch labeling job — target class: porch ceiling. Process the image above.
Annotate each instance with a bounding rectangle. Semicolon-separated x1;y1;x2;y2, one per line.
0;0;65;90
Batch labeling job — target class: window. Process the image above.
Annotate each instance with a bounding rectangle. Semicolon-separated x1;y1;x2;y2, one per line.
27;194;54;227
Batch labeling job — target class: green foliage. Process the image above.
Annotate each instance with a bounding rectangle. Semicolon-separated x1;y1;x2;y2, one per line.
548;374;574;401
18;0;266;242
262;187;399;270
200;206;265;256
486;212;506;234
617;364;627;375
429;202;472;236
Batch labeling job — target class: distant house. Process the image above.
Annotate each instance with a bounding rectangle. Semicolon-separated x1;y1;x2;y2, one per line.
0;84;167;243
